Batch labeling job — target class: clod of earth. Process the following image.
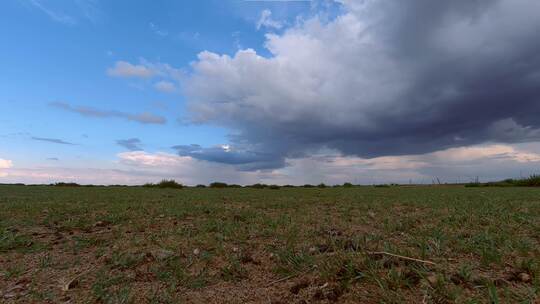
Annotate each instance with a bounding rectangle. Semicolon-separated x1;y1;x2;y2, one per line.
151;249;176;261
517;272;531;283
426;274;438;286
290;279;310;294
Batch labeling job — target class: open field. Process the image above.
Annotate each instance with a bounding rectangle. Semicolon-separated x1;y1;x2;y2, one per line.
1;185;539;303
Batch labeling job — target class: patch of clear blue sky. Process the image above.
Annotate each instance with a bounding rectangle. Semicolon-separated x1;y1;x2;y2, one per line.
0;0;331;166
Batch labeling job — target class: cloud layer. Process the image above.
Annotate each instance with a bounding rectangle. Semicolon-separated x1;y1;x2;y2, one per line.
31;136;75;145
29;0;76;25
0;158;13;177
256;9;283;30
0;159;12;168
51;102;166;125
172;144;285;171
183;0;540;170
2;143;540;185
116;138;143;151
107;59;183;93
107;61;155;78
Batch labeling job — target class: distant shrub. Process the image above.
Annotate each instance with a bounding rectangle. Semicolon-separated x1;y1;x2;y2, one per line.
374;184;390;188
317;183;327;188
268;185;280;190
210;182;228;188
302;184;314;188
195;184;207;188
342;182;353;188
250;183;267;189
158;179;183;189
516;175;540;187
465;177;481;187
228;184;242;188
144;179;183;189
464;175;540;188
484;179;516;187
282;185;295;188
53;182;81;187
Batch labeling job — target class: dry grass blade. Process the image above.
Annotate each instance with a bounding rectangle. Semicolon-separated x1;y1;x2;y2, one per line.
367;251;436;265
266;266;314;286
266;273;298;286
60;268;92;291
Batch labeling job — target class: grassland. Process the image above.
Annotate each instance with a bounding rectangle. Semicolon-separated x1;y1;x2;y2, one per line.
0;185;539;303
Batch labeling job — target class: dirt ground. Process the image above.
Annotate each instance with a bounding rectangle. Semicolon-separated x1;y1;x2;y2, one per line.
1;185;539;303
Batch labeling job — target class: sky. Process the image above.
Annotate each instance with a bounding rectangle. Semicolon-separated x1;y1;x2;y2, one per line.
1;0;540;185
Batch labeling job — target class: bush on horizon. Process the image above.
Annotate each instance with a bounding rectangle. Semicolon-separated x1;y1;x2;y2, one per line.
210;182;228;188
465;175;540;187
53;182;81;187
143;179;183;189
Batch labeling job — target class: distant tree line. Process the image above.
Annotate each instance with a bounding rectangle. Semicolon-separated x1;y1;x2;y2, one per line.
465;175;540;187
4;175;540;188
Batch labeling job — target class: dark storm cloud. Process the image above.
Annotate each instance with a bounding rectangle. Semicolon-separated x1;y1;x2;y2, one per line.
183;0;540;169
116;138;143;151
50;102;166;125
172;144;285;171
31;137;76;145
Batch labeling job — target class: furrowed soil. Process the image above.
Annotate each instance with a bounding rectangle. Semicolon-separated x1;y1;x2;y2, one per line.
0;185;539;303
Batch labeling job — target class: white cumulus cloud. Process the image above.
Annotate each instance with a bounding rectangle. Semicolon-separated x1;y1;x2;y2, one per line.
183;0;540;170
256;9;283;30
154;81;177;93
0;158;12;168
0;158;13;177
107;61;155;78
107;59;184;94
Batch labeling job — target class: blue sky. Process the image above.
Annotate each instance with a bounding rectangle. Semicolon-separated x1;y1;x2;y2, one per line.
2;0;540;185
0;0;311;165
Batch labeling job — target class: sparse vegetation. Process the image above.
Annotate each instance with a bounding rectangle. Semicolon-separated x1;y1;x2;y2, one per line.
0;184;539;303
516;174;540;186
53;182;81;187
249;183;267;189
465;175;540;187
209;182;228;188
143;179;183;189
